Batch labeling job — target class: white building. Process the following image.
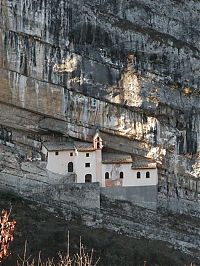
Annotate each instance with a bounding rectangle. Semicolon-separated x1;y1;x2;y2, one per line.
102;153;157;187
41;132;158;187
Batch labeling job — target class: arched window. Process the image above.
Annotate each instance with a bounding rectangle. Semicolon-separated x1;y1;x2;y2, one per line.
85;174;92;183
68;162;73;172
120;172;124;179
137;172;141;179
146;171;150;178
105;172;109;179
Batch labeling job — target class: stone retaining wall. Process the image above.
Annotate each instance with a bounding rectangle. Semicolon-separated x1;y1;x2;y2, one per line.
101;185;157;210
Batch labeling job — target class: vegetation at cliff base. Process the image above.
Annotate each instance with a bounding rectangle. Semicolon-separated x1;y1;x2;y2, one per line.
0;192;198;266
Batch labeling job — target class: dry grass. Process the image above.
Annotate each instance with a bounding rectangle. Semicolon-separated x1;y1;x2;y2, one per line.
17;233;99;266
0;208;99;266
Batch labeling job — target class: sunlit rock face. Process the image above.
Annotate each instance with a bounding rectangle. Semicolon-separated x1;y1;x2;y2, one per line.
0;0;200;204
1;0;200;107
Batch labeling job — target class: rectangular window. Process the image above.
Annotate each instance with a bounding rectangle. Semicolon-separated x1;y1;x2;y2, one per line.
55;151;59;156
86;153;89;157
85;163;90;167
70;152;73;156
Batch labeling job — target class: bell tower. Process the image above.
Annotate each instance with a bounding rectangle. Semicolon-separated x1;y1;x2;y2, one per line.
93;130;103;185
93;130;103;150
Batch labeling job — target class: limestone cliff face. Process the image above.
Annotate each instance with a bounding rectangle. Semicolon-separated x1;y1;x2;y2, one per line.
0;0;200;206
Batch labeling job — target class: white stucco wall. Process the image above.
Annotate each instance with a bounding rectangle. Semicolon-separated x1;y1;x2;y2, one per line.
47;150;75;175
95;150;103;186
102;163;128;180
123;168;158;187
102;163;158;187
42;146;48;155
74;151;97;183
45;148;99;183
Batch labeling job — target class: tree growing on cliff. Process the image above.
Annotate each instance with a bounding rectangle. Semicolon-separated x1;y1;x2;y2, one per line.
0;209;16;263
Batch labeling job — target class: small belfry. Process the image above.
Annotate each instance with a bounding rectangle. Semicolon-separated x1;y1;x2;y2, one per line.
93;130;103;150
